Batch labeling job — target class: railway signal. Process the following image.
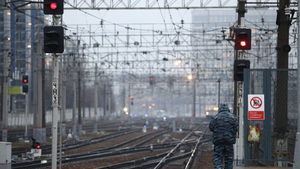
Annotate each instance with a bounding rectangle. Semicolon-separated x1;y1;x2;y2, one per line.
235;28;251;50
150;76;154;85
131;97;134;105
31;138;41;149
22;75;28;93
35;142;41;149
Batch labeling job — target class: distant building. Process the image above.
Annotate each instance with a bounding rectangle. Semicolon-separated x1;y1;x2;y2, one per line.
0;2;45;111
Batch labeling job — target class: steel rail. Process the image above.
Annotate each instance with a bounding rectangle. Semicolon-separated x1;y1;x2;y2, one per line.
153;124;206;169
184;126;209;169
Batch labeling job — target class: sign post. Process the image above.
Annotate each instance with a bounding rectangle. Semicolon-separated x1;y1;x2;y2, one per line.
248;94;265;120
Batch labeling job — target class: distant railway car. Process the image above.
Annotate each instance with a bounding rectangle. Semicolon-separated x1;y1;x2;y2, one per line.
205;105;218;118
205;104;234;118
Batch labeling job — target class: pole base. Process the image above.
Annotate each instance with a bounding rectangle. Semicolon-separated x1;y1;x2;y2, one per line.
93;123;98;133
61;123;66;137
72;125;77;135
293;132;300;169
78;124;82;136
2;128;7;141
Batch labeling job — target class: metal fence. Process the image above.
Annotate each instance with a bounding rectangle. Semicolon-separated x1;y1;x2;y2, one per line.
244;69;297;167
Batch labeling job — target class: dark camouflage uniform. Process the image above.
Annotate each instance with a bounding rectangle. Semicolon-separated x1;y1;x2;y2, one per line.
209;103;239;169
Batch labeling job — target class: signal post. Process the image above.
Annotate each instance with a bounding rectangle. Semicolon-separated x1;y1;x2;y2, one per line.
43;1;64;168
234;0;251;166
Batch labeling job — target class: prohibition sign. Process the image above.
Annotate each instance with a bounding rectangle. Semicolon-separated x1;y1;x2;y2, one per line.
250;97;262;109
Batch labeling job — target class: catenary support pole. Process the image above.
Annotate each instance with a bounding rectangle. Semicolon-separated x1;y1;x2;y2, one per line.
72;56;77;135
292;1;300;168
78;61;82;136
94;64;98;133
1;37;9;141
61;54;66;137
104;83;107;116
217;78;220;107
192;73;196;118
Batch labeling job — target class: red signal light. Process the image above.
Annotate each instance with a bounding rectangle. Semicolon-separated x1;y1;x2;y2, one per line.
22;75;28;84
150;77;153;80
50;3;57;10
240;41;247;47
44;0;64;14
131;98;133;102
36;145;40;149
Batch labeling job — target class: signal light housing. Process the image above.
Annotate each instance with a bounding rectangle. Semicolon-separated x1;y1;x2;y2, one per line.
44;26;64;53
22;75;28;84
150;76;154;85
22;75;29;93
22;85;28;93
235;28;251;50
44;0;64;15
31;138;41;149
234;60;250;81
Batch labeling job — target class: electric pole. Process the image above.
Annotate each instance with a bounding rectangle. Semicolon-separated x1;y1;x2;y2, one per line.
274;0;290;167
94;64;98;133
1;37;9;141
104;83;106;116
72;55;77;135
293;1;300;168
274;0;290;137
78;61;82;136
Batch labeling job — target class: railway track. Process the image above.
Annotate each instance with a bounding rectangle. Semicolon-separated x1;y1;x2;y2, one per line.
112;124;210;169
11;118;209;169
11;120;147;155
12;129;169;168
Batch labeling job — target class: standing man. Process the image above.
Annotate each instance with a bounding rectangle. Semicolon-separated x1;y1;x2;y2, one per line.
209;103;239;169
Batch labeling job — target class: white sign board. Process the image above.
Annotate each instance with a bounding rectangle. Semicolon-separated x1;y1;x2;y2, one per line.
31;149;42;157
248;94;265;120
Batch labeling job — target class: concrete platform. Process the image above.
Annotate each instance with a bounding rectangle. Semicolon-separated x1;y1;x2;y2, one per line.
234;167;292;169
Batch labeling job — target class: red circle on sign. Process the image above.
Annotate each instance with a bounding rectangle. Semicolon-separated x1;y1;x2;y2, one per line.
250;97;262;109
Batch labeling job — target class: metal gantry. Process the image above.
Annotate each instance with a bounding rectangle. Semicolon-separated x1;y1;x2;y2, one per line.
2;0;298;10
63;0;295;9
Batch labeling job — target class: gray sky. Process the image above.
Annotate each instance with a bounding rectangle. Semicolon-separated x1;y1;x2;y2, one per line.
63;9;192;25
62;0;237;26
